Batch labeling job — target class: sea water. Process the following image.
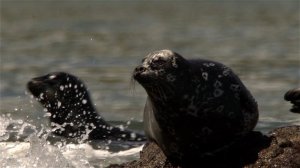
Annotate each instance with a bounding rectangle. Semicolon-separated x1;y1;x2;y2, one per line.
1;1;299;167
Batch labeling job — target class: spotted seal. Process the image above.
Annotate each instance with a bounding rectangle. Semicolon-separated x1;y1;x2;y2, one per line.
27;72;146;142
133;49;258;164
284;88;300;113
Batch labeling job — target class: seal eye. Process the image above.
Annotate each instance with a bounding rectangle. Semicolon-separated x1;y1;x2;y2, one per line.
151;58;167;69
153;59;166;64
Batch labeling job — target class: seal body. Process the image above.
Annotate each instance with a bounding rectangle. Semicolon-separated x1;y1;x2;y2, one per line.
27;72;145;142
133;50;258;163
284;88;300;113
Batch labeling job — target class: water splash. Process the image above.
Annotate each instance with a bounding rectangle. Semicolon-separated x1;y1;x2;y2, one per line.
0;115;143;168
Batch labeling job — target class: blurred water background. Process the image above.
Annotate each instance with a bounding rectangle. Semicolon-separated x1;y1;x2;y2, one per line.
0;1;299;167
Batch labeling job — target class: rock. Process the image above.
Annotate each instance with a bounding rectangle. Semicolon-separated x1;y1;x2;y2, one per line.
246;126;300;168
108;142;173;168
107;125;300;168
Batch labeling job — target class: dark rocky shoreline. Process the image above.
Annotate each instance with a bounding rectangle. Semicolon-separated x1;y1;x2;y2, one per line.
108;125;300;168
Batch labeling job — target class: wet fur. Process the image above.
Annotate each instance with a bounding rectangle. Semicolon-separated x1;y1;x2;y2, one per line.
27;72;146;142
134;50;259;164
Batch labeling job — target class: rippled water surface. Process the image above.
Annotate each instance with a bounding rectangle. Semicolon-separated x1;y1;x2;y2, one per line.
1;1;299;167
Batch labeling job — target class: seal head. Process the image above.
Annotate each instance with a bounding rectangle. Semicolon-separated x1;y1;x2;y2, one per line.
284;88;300;113
134;50;258;164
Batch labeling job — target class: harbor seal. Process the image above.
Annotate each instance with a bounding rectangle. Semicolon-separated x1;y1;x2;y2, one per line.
27;72;146;142
133;49;258;164
284;88;300;113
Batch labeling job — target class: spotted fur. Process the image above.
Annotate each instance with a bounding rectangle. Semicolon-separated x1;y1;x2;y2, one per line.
133;49;258;164
27;72;146;142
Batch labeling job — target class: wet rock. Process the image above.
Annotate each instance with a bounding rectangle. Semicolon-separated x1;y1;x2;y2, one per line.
107;125;300;168
247;126;300;168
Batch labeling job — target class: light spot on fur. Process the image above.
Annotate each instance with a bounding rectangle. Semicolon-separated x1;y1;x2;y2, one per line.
223;67;230;76
202;72;208;81
172;57;178;68
214;88;224;97
216;105;224;113
167;74;176;82
203;62;215;67
201;127;212;136
230;84;240;92
214;80;222;88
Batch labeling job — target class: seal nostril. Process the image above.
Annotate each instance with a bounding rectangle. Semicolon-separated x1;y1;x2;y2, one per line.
135;66;146;73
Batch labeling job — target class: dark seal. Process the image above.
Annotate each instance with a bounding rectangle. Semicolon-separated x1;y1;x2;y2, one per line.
27;72;146;142
133;49;258;164
284;88;300;113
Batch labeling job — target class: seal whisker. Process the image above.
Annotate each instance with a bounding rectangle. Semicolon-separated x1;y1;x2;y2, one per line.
129;76;137;96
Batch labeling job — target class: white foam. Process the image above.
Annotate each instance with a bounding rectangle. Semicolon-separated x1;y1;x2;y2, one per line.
0;116;143;168
0;116;10;137
0;139;143;168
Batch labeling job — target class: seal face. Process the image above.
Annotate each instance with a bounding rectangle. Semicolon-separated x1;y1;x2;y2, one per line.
284;88;300;113
133;50;258;163
27;72;145;142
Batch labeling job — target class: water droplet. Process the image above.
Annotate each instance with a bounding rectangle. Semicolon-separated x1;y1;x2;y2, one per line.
82;99;87;104
49;75;56;79
39;93;44;99
17;119;23;124
130;133;137;139
57;101;61;108
44;113;51;117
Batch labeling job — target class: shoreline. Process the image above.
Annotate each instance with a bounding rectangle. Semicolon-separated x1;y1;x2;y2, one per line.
108;125;300;168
